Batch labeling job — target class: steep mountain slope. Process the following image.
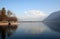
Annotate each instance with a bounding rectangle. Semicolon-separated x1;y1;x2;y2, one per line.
44;11;60;22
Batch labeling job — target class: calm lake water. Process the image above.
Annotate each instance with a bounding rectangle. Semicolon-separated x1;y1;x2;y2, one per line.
0;22;60;39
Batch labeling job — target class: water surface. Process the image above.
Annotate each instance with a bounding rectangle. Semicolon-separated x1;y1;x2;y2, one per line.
0;22;60;39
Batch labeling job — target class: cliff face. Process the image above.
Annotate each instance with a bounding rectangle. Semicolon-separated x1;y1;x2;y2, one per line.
44;11;60;22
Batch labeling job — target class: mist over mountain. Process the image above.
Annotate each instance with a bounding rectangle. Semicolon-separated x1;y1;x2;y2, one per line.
18;10;47;21
44;11;60;22
19;18;42;21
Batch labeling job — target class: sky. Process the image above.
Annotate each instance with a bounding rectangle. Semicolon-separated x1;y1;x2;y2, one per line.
0;0;60;21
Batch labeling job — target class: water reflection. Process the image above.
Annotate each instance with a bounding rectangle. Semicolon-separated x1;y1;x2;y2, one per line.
0;25;17;39
18;22;48;34
0;22;60;39
44;22;60;32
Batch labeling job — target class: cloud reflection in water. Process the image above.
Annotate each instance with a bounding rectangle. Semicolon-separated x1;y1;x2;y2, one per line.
17;22;50;35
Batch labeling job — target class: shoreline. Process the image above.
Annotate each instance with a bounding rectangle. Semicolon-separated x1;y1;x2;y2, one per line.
0;22;19;26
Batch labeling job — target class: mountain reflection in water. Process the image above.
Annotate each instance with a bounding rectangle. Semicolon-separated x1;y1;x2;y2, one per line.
44;22;60;32
0;22;60;39
0;25;17;39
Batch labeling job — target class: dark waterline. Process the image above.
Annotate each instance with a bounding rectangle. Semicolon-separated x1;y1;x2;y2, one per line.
0;22;60;39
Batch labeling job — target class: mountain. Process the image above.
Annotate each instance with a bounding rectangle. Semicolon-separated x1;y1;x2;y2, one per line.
19;17;46;21
19;18;40;21
44;11;60;22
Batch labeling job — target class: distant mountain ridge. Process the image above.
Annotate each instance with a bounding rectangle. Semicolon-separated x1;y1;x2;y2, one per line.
44;11;60;22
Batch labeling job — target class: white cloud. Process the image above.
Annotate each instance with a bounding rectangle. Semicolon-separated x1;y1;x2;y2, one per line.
19;10;48;21
24;10;47;18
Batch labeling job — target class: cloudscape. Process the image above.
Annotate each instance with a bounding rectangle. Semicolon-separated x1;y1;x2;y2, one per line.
0;0;60;21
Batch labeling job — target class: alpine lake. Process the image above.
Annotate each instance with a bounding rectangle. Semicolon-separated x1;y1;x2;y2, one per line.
0;21;60;39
